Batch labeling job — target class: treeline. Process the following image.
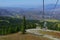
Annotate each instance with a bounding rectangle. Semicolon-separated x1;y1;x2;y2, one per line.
0;16;37;35
0;16;60;35
39;21;60;31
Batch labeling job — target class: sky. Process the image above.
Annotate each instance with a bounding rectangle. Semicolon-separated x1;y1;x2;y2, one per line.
0;0;60;8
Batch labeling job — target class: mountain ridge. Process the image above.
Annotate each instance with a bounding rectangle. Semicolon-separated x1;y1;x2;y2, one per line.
0;4;60;20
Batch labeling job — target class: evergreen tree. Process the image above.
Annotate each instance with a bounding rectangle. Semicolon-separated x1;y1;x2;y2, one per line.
21;16;26;34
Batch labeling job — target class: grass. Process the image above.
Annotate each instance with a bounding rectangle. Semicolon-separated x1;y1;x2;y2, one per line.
45;19;59;22
0;20;9;23
0;32;51;40
40;19;60;22
39;30;60;38
58;24;60;27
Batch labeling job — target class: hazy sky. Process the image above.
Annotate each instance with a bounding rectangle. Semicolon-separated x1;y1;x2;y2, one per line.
0;0;60;7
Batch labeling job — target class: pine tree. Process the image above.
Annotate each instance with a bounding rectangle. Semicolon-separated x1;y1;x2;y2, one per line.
21;16;26;34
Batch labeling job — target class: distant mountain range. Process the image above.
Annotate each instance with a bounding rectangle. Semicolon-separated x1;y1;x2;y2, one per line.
0;4;60;20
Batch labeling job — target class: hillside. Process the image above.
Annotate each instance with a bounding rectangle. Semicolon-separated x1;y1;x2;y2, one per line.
0;4;60;20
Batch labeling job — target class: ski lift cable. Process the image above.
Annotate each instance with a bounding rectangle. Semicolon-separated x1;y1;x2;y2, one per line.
29;0;59;20
51;0;59;19
43;0;59;18
52;0;59;13
42;0;59;20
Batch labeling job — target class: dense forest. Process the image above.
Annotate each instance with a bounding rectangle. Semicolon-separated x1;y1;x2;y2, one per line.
0;16;38;35
0;16;60;35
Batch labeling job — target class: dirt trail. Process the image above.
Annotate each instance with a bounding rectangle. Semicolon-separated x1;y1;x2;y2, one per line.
0;32;50;40
26;29;60;40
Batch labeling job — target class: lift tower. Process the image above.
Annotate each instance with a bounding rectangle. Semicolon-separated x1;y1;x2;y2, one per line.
43;0;47;29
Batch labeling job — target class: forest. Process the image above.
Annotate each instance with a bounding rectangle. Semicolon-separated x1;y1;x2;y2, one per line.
0;16;60;35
